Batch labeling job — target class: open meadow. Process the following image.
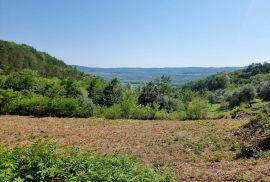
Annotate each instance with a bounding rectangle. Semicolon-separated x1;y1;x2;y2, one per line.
1;115;269;182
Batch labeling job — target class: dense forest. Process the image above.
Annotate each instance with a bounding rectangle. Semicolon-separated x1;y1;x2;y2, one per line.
0;40;84;80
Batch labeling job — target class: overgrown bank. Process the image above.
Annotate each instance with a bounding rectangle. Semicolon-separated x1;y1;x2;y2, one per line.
0;139;174;181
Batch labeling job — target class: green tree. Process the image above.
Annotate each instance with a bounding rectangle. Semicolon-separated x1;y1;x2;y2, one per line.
238;85;256;107
87;76;106;105
103;78;123;107
138;81;159;107
258;82;270;101
205;72;230;91
226;85;256;108
120;85;137;118
62;79;81;98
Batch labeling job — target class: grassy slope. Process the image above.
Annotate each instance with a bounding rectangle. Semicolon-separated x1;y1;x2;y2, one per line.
0;116;269;182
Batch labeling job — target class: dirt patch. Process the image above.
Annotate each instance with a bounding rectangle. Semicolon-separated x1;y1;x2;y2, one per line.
0;115;269;181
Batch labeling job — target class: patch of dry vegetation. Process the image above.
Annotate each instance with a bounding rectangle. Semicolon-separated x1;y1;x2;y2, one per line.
0;116;269;181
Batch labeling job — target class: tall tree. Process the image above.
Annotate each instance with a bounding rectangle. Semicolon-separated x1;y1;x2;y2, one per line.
103;78;122;107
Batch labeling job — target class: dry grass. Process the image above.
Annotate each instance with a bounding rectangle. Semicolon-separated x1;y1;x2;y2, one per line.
0;115;269;181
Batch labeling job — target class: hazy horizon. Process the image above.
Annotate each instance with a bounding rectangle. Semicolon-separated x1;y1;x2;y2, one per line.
74;64;243;69
1;0;269;67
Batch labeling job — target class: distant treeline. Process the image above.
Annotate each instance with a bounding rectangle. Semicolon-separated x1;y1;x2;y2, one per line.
75;65;241;85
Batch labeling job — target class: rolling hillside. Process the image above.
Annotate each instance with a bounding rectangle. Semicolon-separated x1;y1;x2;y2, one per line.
75;66;241;85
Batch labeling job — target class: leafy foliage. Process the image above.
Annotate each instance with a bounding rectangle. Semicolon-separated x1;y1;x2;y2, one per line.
138;75;178;111
2;69;39;92
0;40;84;80
0;139;175;181
236;111;270;158
2;40;270;120
0;89;93;117
88;76;106;105
186;99;210;120
183;72;230;91
258;81;270;101
103;78;123;107
226;85;256;108
120;86;138;118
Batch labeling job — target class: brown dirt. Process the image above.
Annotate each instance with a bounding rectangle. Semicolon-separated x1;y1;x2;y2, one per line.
0;115;269;182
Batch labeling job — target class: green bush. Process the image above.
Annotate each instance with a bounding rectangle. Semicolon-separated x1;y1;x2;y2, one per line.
10;94;50;116
230;106;247;119
154;109;170;120
154;110;186;120
103;104;123;119
258;81;270;101
186;99;210;120
226;85;256;108
0;140;175;182
2;69;39;92
0;90;49;116
0;89;23;113
0;89;92;117
120;87;137;119
167;111;187;120
131;104;158;120
0;75;6;86
236;112;270;158
50;97;91;117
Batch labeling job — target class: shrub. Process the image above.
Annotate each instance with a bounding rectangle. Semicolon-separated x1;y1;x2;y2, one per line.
258;81;270;101
226;85;256;108
0;90;49;116
0;89;92;117
0;89;22;114
0;75;6;86
230;106;247;119
0;139;175;181
50;97;90;117
168;111;187;120
236;112;270;158
9;94;50;116
2;69;39;92
120;88;137;118
131;104;158;120
38;77;66;98
103;104;123;119
186;99;210;120
154;109;170;120
78;89;95;117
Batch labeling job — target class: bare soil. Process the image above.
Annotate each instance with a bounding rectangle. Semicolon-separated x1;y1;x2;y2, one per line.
0;115;269;182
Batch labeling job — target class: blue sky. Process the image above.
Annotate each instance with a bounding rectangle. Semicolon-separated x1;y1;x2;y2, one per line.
0;0;270;67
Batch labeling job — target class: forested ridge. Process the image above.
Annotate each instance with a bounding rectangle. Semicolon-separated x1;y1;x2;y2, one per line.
0;40;84;80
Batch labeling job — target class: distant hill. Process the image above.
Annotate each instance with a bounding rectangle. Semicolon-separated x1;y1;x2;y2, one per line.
75;66;242;85
0;40;83;79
